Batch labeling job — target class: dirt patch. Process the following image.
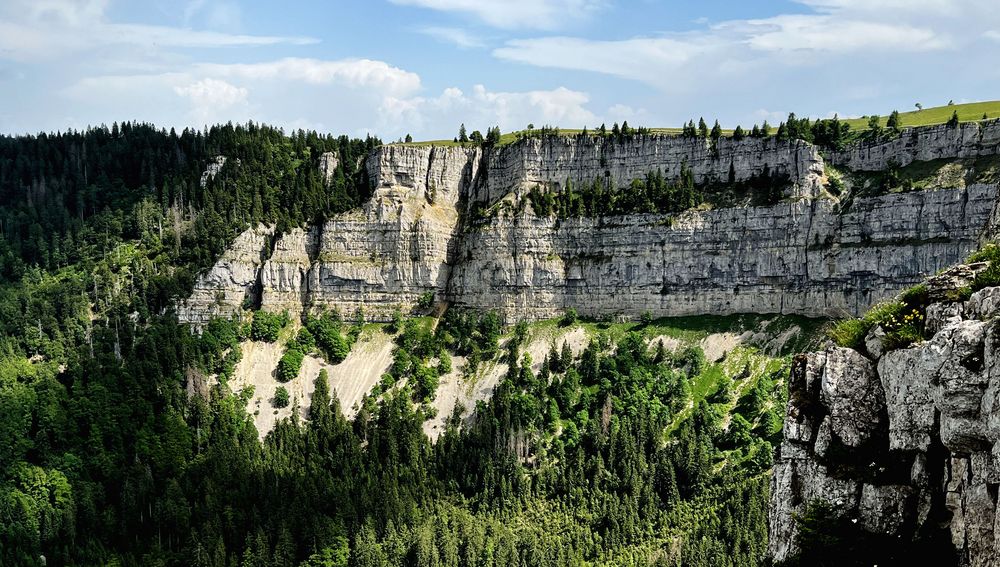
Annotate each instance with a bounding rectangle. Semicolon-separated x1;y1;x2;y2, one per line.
699;332;747;363
647;335;682;355
229;340;287;438
305;332;395;418
524;325;591;373
424;356;508;440
229;331;395;439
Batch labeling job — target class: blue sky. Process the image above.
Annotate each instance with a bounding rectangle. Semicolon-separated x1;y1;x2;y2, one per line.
1;0;998;140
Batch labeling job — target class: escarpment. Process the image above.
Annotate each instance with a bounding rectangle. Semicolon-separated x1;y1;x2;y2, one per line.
179;120;1000;326
768;265;1000;566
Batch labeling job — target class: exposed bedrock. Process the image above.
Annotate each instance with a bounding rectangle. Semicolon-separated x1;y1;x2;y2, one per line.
768;281;1000;566
180;121;1000;324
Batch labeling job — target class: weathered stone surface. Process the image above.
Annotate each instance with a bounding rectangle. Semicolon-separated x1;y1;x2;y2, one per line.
926;301;964;335
319;151;339;185
178;224;273;327
182;125;1000;324
865;325;887;358
468;134;826;208
927;262;989;302
819;347;882;448
859;483;914;535
451;185;995;321
770;276;1000;566
200;155;227;188
768;456;860;562
967;286;1000;320
828;120;1000;171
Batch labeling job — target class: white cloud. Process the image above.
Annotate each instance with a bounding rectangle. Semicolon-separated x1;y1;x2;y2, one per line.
61;56;602;140
492;0;967;93
174;78;249;123
733;15;948;52
419;26;486;49
198;58;422;96
184;0;243;29
495;36;714;90
379;84;599;137
388;0;604;30
0;0;315;62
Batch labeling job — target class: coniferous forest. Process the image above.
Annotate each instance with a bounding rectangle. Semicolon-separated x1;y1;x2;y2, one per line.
0;123;794;566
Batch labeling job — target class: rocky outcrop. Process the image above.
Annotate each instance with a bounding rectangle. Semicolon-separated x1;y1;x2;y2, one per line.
769;279;1000;566
469;134;826;206
200;155;227;187
181;123;1000;324
829;120;1000;171
451;184;995;320
319;151;339;185
178;224;273;327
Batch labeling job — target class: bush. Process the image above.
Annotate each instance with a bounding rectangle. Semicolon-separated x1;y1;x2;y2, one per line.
386;308;403;334
273;386;290;408
277;348;304;382
827;319;868;350
306;313;350;364
828;285;929;352
296;326;316;352
561;308;578;327
250;310;289;342
417;291;434;310
640;310;653;325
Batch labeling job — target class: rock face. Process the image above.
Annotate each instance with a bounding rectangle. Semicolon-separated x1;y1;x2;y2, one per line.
829;120;1000;171
180;121;1000;324
768;279;1000;566
200;155;227;187
178;224;273;327
469;134;826;206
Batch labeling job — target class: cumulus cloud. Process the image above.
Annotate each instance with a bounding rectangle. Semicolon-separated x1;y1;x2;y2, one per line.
388;0;604;30
379;84;599;138
174;78;249;124
197;58;422;96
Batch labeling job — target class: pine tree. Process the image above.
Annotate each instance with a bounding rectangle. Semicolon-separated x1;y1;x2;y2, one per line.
458;123;468;143
886;110;901;132
947;110;960;128
698;117;708;138
710;120;722;142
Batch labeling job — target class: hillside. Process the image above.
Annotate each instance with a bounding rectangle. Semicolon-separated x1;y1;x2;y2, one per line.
3;114;1000;566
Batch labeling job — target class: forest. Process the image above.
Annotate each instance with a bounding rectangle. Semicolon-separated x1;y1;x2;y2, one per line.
0;122;830;566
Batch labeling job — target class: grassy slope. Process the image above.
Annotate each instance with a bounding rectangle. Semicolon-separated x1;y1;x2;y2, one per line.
840;100;1000;130
396;100;1000;147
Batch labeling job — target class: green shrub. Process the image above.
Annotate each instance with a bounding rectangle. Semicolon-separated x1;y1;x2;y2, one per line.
296;326;316;352
250;310;289;342
827;319;868;349
273;386;290;408
277;348;304;382
828;286;928;352
417;291;434;310
561;307;578;327
306;313;350;364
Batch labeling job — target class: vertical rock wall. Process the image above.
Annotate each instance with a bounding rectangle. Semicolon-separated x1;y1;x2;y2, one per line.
180;121;1000;325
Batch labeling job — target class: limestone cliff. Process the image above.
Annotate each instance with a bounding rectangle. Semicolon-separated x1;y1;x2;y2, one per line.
768;268;1000;566
179;121;1000;325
